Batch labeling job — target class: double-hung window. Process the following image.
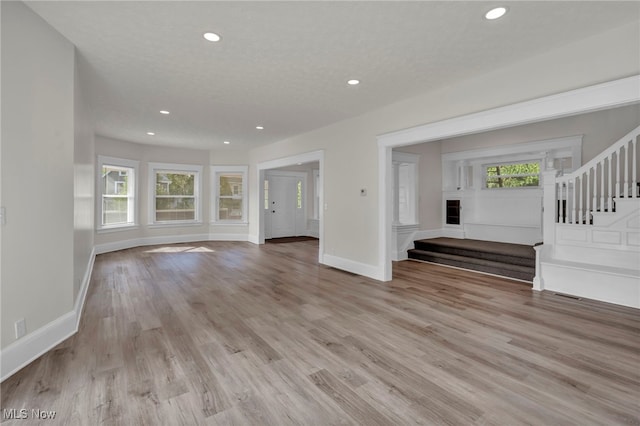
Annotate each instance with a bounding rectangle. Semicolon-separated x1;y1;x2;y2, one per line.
211;165;248;223
149;162;202;224
97;156;138;230
485;161;540;189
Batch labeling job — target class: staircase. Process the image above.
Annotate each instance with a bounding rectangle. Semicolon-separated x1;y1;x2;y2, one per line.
408;237;535;281
537;124;640;308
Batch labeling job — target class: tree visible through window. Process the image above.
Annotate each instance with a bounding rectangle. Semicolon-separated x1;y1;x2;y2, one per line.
218;173;243;220
155;171;196;221
485;162;540;188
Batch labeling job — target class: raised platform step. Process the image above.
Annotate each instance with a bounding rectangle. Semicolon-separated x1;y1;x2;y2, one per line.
408;237;536;281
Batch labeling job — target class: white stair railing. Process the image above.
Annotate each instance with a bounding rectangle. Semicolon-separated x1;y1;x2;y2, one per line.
556;125;639;225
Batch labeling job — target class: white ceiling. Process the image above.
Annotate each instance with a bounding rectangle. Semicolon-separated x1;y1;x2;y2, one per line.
26;1;640;150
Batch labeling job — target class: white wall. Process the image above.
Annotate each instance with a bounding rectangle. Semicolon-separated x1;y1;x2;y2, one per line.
247;20;640;272
395;142;442;231
440;104;640;163
1;1;75;349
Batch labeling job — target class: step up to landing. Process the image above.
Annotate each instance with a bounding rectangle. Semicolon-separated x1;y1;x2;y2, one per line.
407;237;536;281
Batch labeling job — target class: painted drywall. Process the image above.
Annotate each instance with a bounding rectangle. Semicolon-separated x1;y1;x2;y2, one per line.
73;55;95;301
247;20;640;270
440;104;640;163
395;142;443;232
94;136;212;248
1;1;75;349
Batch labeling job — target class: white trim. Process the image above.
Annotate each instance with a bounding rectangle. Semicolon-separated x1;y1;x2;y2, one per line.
440;135;583;163
1;248;96;382
0;311;76;382
379;75;640;148
377;75;640;282
322;254;381;281
74;247;96;330
95;234;210;254
256;150;324;264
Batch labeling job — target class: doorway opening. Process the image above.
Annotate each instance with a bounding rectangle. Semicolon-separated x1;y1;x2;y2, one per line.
257;150;324;263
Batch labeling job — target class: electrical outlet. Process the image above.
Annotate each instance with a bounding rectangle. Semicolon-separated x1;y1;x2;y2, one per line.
15;319;26;339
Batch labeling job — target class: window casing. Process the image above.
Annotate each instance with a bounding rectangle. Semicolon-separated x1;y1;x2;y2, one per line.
149;162;202;225
484;161;540;189
97;156;138;231
211;165;248;223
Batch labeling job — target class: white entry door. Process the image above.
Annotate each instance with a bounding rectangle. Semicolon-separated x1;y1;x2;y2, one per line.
266;173;304;239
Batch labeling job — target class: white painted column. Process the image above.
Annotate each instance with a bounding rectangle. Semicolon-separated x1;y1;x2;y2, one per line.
392;161;401;225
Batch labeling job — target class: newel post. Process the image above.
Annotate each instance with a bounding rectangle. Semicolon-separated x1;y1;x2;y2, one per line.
534;169;559;291
542;169;559;245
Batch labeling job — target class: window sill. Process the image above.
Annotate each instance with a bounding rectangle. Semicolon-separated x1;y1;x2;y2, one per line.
210;221;249;226
97;225;139;234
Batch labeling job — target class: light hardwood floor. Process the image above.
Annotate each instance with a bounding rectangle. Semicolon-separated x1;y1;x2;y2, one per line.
2;240;639;425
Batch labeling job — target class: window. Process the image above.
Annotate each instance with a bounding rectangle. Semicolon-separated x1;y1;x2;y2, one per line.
485;161;540;189
296;180;303;209
149;163;202;224
392;151;419;225
97;156;138;230
212;165;248;223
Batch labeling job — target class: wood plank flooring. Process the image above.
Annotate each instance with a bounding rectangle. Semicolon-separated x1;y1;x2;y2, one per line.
2;240;639;425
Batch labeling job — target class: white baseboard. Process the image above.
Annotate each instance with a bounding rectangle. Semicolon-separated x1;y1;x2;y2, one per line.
209;233;249;242
413;229;445;240
248;234;260;245
541;260;640;308
0;311;76;382
95;233;251;255
322;254;383;281
74;247;96;329
1;248;96;382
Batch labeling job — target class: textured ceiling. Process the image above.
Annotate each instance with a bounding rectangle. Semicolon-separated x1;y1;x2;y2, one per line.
25;1;640;150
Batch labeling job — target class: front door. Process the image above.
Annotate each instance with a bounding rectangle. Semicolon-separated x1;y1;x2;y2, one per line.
268;175;299;238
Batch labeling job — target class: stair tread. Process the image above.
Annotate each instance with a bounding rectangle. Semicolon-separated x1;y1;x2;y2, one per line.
413;237;535;259
408;249;534;273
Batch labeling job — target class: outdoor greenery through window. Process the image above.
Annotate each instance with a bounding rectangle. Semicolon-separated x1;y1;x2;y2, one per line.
218;173;244;220
212;165;248;223
485;161;540;189
154;170;197;222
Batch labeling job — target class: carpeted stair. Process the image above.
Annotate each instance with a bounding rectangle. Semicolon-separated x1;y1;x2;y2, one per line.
407;237;536;281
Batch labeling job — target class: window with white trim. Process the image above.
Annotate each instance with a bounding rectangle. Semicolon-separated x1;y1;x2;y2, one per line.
211;165;248;223
97;156;138;230
484;161;540;189
149;163;202;224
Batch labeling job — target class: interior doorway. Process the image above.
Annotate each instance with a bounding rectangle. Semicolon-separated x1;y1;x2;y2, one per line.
265;171;306;239
256;150;324;262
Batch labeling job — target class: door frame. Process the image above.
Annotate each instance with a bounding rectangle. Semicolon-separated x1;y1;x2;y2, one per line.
377;75;640;282
264;170;307;239
256;150;324;264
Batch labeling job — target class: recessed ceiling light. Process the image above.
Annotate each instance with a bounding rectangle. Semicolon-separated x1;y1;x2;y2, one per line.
485;7;507;20
146;132;155;136
159;110;170;115
203;32;221;42
347;79;360;86
223;141;230;144
256;126;264;130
